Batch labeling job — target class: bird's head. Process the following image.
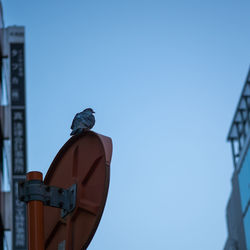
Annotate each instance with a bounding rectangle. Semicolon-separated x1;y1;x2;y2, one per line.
83;108;95;114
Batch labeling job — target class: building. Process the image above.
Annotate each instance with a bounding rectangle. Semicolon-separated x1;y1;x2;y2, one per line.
224;69;250;250
0;2;27;249
0;1;4;249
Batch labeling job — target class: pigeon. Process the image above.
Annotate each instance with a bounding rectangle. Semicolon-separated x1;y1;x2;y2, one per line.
70;108;95;136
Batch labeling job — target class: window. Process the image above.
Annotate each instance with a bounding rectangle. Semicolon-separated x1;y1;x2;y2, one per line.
238;146;250;213
244;208;250;250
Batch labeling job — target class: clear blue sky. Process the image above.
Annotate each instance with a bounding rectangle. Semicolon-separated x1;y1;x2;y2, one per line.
2;1;250;249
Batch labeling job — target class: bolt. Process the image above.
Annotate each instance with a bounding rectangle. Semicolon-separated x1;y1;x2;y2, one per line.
58;188;63;194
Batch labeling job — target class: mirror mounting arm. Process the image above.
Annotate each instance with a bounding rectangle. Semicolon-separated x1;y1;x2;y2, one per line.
18;180;77;218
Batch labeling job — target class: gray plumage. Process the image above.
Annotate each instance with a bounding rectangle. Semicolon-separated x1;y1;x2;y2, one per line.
70;108;95;136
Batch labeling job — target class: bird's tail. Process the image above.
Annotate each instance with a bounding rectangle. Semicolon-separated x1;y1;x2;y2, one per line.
70;128;84;136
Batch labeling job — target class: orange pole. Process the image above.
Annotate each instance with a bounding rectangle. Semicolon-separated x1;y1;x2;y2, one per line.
26;171;44;250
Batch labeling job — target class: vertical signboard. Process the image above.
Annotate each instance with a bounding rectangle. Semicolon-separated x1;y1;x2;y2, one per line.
12;178;26;248
11;109;26;175
10;43;25;107
9;27;27;250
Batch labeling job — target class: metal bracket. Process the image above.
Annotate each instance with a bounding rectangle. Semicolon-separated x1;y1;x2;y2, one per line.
18;180;77;218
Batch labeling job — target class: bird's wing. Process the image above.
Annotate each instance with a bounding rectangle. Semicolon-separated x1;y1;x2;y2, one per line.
71;113;81;129
85;114;95;129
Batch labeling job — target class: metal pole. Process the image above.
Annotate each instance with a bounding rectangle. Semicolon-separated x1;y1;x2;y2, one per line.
26;171;44;250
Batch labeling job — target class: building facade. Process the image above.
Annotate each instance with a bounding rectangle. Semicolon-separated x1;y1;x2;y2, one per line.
224;69;250;250
0;1;4;249
0;2;27;249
